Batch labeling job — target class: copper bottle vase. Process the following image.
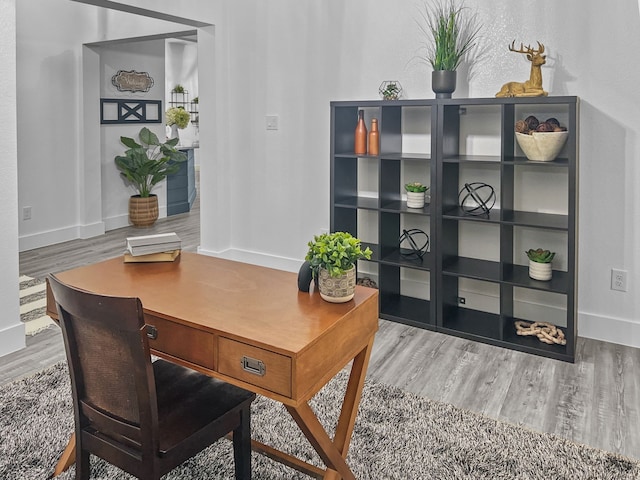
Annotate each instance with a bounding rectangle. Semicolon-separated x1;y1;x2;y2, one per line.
368;118;379;155
354;110;367;155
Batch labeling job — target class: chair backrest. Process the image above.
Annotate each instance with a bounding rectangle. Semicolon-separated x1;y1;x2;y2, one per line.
48;274;159;456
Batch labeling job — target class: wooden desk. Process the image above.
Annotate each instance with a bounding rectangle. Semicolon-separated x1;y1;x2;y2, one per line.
46;252;379;480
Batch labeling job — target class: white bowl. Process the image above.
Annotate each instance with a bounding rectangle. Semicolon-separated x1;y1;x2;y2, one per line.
515;131;568;162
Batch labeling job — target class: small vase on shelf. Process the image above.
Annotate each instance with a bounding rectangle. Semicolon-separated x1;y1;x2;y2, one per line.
354;110;367;155
168;124;179;143
368;118;380;155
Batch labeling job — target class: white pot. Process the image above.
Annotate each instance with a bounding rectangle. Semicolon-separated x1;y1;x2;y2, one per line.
406;191;425;209
168;124;180;142
318;266;356;303
529;260;552;281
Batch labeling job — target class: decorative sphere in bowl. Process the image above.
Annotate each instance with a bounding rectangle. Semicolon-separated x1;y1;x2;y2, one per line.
515;131;568;162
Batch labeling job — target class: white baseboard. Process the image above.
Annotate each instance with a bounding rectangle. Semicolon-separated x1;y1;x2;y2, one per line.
19;225;82;252
196;247;303;273
579;311;640;349
103;214;130;232
19;221;106;252
0;322;25;358
20;209;171;251
178;248;640;350
79;221;105;239
104;207;168;232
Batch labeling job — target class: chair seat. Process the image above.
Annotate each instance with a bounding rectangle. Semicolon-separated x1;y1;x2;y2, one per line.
153;359;255;456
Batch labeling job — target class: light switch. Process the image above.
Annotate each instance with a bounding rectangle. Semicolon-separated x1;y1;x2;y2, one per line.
266;115;279;130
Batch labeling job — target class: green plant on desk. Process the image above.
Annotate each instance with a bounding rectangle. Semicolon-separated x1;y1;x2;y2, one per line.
305;231;372;278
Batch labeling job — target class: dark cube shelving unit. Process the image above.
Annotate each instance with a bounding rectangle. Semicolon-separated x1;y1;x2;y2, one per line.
330;97;579;362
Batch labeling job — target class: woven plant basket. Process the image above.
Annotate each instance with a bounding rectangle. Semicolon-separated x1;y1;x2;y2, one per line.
129;195;158;227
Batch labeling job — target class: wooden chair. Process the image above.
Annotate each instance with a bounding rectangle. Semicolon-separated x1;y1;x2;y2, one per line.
48;274;255;480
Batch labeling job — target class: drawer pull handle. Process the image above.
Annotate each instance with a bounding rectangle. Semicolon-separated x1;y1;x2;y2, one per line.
146;325;158;340
241;356;266;376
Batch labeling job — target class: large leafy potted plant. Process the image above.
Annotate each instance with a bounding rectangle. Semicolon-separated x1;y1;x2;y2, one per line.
419;0;481;98
305;232;372;303
114;127;187;227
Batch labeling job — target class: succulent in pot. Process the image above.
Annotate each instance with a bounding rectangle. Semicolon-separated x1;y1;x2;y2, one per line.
305;232;372;303
405;182;429;208
526;248;555;281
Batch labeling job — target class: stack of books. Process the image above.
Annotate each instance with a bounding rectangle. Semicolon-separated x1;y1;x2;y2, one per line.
124;233;182;263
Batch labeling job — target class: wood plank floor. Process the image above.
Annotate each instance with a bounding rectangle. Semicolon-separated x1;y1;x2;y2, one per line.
3;187;639;461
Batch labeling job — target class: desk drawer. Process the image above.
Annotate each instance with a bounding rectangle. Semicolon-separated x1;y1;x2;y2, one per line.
218;337;291;397
145;315;215;370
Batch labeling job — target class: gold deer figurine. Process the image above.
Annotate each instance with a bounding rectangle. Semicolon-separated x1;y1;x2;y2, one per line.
496;41;548;98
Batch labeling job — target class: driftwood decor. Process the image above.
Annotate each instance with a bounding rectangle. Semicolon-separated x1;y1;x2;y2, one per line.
496;41;548;98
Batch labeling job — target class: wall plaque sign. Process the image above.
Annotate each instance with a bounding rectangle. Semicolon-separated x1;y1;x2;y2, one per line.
111;70;154;93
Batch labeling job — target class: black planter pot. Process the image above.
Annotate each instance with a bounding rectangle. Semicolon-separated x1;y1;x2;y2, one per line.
432;70;457;99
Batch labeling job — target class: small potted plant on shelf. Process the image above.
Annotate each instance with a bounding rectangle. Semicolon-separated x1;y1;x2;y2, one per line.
419;0;481;98
305;232;372;303
166;106;191;142
526;248;555;281
114;127;187;227
171;84;185;93
379;81;402;100
405;182;429;208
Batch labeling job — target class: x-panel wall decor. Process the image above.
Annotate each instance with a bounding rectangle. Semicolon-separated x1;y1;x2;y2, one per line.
100;99;162;124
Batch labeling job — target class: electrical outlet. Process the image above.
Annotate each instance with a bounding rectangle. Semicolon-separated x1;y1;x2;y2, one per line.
611;268;627;292
22;206;32;221
266;115;279;130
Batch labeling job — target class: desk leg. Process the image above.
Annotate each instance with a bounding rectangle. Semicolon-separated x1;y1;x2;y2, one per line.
287;337;374;480
50;432;76;478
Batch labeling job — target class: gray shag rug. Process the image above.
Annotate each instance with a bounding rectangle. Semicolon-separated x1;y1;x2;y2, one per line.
1;362;638;480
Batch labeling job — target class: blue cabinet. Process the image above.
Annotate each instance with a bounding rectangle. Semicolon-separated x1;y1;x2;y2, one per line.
167;147;197;215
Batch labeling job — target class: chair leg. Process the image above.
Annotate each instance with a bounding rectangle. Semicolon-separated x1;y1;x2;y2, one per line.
232;406;252;480
75;447;90;480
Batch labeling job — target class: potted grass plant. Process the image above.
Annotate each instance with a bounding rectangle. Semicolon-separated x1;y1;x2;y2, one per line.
419;0;481;98
114;127;187;227
305;232;372;303
526;248;555;281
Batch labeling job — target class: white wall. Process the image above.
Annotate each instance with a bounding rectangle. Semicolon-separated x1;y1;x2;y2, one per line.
200;0;640;348
165;39;199;147
3;0;640;357
0;0;24;357
100;39;167;230
16;0;196;250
